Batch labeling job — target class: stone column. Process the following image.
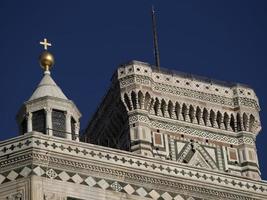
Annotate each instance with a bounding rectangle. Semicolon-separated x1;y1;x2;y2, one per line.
26;112;32;132
45;108;53;136
65;112;72;140
75;122;80;142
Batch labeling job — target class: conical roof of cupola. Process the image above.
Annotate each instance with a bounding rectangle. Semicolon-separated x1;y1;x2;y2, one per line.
29;72;68;101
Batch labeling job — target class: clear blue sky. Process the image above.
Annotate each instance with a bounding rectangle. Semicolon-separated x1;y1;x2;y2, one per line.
0;1;266;179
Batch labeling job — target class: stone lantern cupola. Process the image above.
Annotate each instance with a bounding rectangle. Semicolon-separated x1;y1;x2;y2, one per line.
16;38;81;141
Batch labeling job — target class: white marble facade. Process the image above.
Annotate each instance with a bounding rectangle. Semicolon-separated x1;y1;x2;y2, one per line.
0;60;266;199
85;60;262;180
0;132;267;199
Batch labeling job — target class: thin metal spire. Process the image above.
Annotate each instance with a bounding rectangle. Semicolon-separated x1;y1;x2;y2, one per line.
151;5;160;70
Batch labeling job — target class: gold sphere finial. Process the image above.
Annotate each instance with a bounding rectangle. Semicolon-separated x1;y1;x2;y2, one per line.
39;38;54;73
39;51;55;71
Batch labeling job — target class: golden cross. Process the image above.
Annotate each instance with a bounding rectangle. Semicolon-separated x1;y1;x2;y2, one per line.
40;38;52;50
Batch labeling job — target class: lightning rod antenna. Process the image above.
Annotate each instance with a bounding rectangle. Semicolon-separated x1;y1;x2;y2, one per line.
151;5;161;70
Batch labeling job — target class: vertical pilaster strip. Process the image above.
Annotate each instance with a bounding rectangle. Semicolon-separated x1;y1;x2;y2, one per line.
217;146;224;170
223;146;229;171
170;137;176;161
164;134;170;158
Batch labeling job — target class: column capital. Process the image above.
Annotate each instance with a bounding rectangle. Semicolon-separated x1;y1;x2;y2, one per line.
64;111;72;118
26;112;32;119
44;107;52;113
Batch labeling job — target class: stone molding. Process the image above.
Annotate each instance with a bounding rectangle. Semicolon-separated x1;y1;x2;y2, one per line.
1;133;267;200
118;74;259;110
128;114;255;145
0;163;261;200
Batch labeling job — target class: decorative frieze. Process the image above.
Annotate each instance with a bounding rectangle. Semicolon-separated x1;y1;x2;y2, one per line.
0;133;266;199
119;74;259;110
128;114;255;145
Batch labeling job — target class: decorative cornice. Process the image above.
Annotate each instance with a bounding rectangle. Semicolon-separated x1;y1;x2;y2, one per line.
119;74;259;110
0;133;266;199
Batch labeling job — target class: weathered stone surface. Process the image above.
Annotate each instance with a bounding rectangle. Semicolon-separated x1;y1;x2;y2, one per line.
85;61;262;180
0;132;267;199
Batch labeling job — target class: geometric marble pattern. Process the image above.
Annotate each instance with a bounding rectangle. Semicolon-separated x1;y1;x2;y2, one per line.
120;73;259;109
204;147;216;162
0;135;266;196
129;114;255;145
1;133;266;200
6;170;18;181
176;141;186;154
0;165;195;200
0;174;5;184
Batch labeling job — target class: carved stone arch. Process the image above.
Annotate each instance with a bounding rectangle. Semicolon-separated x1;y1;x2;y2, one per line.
236;113;242;131
230;113;236;132
137;90;144;109
189;105;195;123
202;108;208;126
174;102;181;120
131;91;137;109
154;98;160;116
223;112;229;130
196;106;202;124
216;111;223;129
249;114;255;132
161;99;167;117
182;103;188;121
243;113;249;131
144;92;151;110
123;93;132;111
209;109;215;127
167;100;174;118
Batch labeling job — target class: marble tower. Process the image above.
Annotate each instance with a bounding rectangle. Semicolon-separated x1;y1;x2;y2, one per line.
0;39;266;200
